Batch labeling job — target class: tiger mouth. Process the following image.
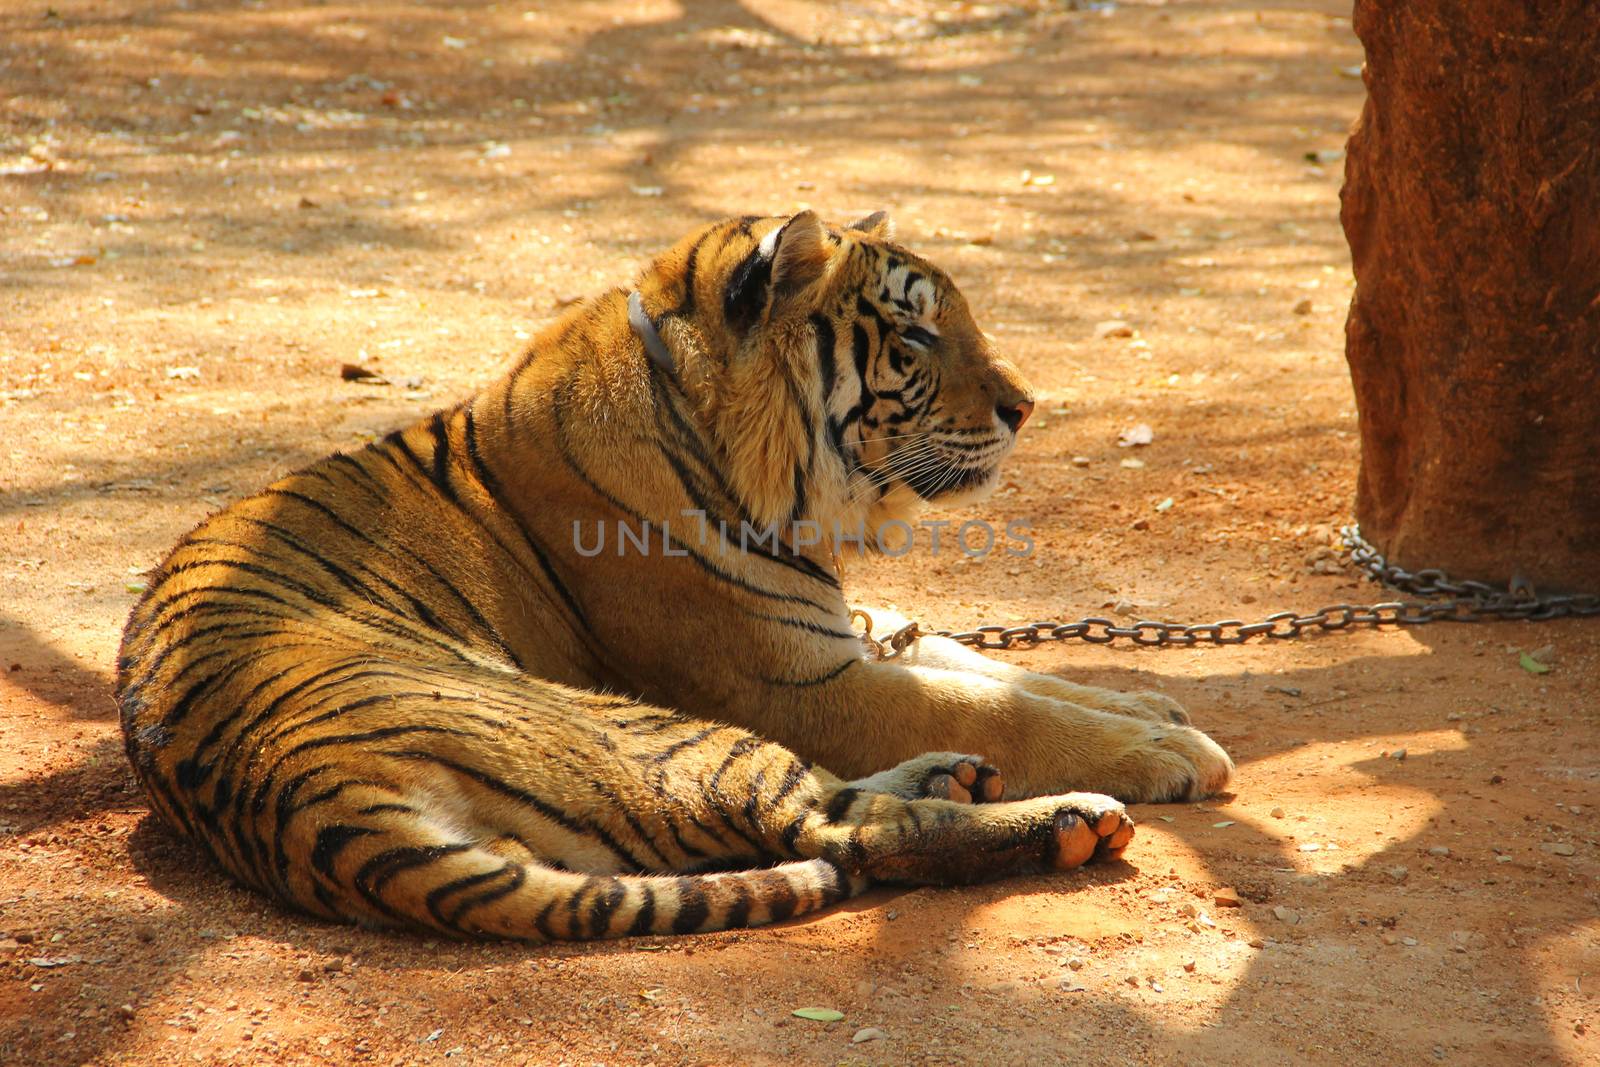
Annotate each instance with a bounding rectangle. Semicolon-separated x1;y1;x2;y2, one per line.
900;458;1002;501
864;431;1014;504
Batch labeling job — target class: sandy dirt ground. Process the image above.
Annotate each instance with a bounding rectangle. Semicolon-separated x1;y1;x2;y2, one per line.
2;1;1597;1064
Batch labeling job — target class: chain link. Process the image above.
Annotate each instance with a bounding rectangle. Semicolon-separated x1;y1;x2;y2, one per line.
866;524;1600;655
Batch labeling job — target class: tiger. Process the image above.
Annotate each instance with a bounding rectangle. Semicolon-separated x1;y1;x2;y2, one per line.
116;210;1233;942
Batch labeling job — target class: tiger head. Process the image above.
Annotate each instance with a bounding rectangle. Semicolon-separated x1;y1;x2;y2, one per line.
635;211;1034;553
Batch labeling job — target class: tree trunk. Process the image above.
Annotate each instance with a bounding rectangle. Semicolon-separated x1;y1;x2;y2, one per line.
1341;2;1600;593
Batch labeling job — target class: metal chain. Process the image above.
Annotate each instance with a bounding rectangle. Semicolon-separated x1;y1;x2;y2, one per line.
863;524;1600;655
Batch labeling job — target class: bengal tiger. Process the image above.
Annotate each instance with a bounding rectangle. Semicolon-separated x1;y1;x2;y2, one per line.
116;211;1233;941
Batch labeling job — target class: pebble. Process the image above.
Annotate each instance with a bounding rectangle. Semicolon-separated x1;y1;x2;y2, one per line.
1182;959;1196;973
1292;298;1313;315
1401;937;1419;946
1117;423;1154;448
1094;319;1134;339
1212;888;1243;908
1272;906;1300;925
28;955;83;968
1541;842;1576;857
1391;747;1407;761
1071;455;1091;466
1428;846;1451;857
1270;807;1285;819
851;1027;887;1044
1067;957;1085;971
1386;866;1409;883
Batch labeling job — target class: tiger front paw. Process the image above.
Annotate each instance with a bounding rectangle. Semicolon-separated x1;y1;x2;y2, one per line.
1103;723;1234;803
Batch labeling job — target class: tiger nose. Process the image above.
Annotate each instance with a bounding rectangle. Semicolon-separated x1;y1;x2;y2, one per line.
997;398;1034;433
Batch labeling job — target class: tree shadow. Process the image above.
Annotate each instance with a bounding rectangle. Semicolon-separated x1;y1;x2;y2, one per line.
0;611;114;717
2;0;1358;281
963;632;1592;1063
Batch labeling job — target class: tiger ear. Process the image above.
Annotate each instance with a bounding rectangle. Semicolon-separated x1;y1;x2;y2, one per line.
770;210;829;298
847;210;894;240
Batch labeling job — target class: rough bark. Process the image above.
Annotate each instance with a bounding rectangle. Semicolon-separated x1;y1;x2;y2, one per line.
1341;2;1600;592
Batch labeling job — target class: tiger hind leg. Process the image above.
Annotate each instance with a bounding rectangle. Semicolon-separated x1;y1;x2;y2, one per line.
270;771;869;941
785;775;1134;886
850;752;1006;804
687;738;1134;888
256;693;1129;941
290;748;1128;940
